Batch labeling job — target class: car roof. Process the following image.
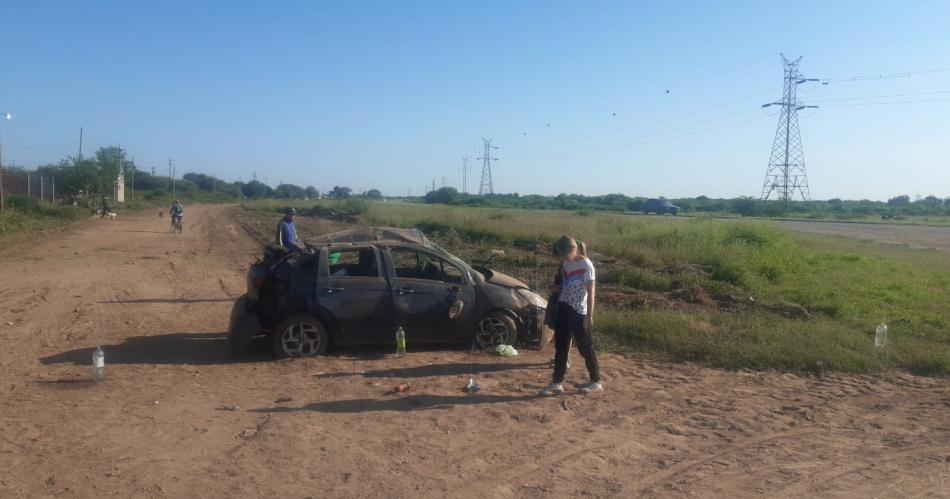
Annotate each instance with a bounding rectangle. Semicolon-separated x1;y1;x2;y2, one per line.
305;227;432;246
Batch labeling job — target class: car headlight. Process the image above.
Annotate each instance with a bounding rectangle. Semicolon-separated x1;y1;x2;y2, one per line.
516;288;547;308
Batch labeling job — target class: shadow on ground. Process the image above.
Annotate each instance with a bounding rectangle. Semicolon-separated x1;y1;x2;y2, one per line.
39;332;270;366
250;393;545;414
97;297;235;304
312;361;548;379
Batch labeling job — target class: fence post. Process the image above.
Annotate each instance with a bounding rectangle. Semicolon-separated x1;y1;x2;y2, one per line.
27;173;31;198
40;175;44;201
51;176;55;203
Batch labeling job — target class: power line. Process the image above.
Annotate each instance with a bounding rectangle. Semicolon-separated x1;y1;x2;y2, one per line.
820;97;950;108
507;106;762;160
816;67;950;84
509;87;780;150
808;89;950;103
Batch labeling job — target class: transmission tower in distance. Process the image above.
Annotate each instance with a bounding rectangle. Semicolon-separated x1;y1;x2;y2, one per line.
477;137;498;195
760;54;819;209
460;156;472;194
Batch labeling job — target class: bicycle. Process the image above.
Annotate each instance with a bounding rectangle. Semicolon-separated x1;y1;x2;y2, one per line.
171;216;183;234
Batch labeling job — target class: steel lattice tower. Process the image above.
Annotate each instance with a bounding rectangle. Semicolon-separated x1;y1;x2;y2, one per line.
477;137;498;195
760;54;818;208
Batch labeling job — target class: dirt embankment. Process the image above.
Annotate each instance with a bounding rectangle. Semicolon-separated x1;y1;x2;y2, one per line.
1;205;948;498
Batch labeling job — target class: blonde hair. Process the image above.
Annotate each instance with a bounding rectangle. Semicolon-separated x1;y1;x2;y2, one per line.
553;235;588;257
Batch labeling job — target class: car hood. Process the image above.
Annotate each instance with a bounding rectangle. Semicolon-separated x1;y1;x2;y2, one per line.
483;269;530;289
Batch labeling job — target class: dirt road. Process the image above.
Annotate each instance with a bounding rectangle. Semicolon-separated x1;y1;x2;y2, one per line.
777;220;950;252
1;206;948;498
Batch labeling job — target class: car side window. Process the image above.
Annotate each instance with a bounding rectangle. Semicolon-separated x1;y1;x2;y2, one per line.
327;248;379;278
389;247;465;284
390;248;422;279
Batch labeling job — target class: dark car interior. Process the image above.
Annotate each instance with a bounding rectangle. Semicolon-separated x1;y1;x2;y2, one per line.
328;248;380;278
389;247;464;284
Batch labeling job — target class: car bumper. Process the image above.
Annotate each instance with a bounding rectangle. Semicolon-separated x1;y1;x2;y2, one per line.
518;305;554;350
227;295;264;353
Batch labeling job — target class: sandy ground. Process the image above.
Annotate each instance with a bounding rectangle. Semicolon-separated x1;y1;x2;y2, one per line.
1;205;948;498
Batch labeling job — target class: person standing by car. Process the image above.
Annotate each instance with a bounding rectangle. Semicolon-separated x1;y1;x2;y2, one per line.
276;207;300;252
540;236;602;396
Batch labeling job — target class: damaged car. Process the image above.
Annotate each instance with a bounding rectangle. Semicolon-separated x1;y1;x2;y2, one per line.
228;227;553;358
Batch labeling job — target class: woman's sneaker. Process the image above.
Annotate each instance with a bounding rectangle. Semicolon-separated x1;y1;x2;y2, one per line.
538;383;564;396
578;382;603;394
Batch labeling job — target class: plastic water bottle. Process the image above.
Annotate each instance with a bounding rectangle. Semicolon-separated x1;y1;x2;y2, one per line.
92;345;105;381
874;323;888;348
395;327;406;357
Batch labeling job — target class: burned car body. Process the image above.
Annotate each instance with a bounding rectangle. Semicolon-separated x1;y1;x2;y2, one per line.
228;227;552;358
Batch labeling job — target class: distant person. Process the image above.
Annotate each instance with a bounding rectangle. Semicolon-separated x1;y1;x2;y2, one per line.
539;235;602;396
169;199;184;228
101;197;111;218
276;207;301;252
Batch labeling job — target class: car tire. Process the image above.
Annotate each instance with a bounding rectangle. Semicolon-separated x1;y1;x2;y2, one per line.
270;314;329;358
474;311;519;350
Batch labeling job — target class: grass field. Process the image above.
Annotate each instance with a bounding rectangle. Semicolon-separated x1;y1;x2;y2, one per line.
247;199;950;375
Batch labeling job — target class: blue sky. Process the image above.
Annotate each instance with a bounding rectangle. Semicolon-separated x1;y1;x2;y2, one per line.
2;1;949;200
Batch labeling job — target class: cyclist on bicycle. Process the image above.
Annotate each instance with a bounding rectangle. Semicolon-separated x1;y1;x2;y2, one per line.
169;200;184;229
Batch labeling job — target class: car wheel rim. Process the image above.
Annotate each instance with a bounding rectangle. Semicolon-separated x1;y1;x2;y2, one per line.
475;317;513;350
280;322;321;357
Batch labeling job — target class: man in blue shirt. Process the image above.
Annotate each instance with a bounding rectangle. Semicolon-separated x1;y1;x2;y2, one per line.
276;207;300;252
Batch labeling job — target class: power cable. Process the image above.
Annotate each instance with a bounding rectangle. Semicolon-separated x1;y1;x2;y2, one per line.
509;87;780;149
807;89;950;103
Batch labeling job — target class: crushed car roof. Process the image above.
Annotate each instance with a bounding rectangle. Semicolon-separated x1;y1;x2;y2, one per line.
305;227;432;246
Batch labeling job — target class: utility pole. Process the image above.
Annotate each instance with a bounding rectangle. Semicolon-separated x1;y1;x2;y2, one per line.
432;179;436;193
460;156;471;194
0;112;10;211
116;146;121;203
168;158;176;199
477;137;499;195
441;176;446;189
78;127;84;160
212;170;216;193
760;54;818;210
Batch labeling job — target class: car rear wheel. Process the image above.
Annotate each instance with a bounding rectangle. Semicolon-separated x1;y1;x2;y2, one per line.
271;315;329;358
474;311;519;350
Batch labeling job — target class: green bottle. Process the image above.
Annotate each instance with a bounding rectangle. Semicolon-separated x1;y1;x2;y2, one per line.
395;326;406;357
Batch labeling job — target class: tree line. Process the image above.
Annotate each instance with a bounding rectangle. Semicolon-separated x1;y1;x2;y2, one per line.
422;187;950;218
8;147;383;209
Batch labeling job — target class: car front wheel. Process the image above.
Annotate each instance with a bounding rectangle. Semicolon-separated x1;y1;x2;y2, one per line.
474;311;519;350
271;315;329;358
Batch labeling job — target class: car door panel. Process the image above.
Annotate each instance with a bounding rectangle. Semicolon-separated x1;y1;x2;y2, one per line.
386;247;477;343
315;247;392;344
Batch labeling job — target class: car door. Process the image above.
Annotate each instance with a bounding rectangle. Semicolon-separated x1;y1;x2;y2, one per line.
314;246;392;344
384;246;477;343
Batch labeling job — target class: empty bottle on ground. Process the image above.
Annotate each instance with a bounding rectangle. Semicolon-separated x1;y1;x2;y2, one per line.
874;323;888;348
395;326;406;357
92;345;105;381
